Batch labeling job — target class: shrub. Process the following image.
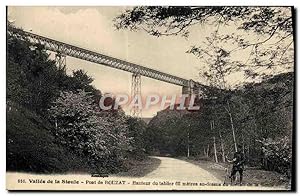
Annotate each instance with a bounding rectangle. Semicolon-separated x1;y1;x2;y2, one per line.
6;101;91;173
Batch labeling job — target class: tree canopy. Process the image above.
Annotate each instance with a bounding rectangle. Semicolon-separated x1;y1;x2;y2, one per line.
115;6;294;88
115;8;294;176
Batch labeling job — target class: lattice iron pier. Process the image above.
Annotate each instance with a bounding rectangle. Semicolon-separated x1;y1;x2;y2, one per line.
55;52;67;71
131;73;142;117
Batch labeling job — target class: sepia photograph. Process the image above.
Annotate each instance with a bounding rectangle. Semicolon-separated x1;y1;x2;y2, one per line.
5;5;295;191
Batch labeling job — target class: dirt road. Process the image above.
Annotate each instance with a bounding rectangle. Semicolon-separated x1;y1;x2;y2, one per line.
6;156;287;190
145;156;221;183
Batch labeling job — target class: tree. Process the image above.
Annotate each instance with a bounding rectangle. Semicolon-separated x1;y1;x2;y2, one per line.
114;7;294;159
257;136;292;176
7;26;101;113
68;70;101;99
48;90;131;172
145;109;190;156
7;25;150;174
115;6;294;86
7;31;60;112
126;117;148;159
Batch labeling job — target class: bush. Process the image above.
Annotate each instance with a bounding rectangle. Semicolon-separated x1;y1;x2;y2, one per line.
48;90;131;173
6;102;91;173
259;136;292;176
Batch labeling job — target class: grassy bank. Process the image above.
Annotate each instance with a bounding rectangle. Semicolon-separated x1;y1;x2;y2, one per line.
180;157;289;187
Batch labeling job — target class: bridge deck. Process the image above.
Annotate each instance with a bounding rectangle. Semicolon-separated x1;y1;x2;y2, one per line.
8;27;196;87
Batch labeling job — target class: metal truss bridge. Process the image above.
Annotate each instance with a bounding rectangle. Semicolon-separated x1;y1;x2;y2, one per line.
8;27;206;117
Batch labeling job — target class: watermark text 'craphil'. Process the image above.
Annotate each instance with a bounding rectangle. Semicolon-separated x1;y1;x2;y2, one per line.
99;94;200;111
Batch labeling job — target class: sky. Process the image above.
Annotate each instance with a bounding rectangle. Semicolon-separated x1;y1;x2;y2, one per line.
7;6;293;117
8;6;216;117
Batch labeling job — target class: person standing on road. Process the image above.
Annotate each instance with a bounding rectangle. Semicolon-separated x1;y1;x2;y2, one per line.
227;145;245;185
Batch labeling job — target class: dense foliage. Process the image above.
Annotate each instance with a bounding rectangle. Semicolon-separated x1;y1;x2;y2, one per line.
115;6;294;176
7;6;294;178
48;90;132;173
6;26;146;174
145;72;293;175
115;7;294;85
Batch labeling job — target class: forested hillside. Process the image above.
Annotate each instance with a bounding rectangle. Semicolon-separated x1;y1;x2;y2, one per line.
146;72;293;176
6;26;147;174
6;24;294;179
